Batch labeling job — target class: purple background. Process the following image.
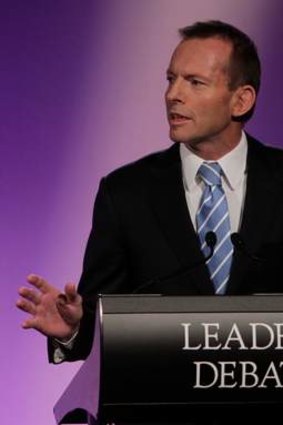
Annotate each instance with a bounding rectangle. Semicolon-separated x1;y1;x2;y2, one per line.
2;1;283;424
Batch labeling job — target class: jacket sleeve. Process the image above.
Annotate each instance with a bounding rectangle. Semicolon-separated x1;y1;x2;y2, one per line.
48;177;131;362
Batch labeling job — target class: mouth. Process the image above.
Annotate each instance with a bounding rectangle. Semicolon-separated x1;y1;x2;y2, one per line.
168;112;191;126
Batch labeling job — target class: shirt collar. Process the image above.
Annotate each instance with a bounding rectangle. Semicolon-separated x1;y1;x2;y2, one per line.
180;131;248;191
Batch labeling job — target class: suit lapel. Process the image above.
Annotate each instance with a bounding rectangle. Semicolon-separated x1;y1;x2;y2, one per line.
148;144;213;294
227;136;281;293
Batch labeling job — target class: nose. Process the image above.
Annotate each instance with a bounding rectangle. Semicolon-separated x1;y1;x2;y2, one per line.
165;78;185;104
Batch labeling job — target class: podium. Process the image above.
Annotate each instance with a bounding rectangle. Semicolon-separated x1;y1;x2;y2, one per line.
54;294;283;424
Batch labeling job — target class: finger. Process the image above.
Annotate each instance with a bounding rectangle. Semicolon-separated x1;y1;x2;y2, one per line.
57;292;81;309
18;287;41;305
16;298;36;315
64;283;79;303
57;293;68;306
26;274;53;294
22;316;40;330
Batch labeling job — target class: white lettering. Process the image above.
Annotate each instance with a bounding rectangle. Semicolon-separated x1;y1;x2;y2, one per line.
181;323;201;350
194;361;218;388
202;323;221;350
182;321;283;352
239;361;259;388
250;323;274;350
218;362;237;388
258;361;283;388
222;323;247;350
274;324;283;349
193;361;283;389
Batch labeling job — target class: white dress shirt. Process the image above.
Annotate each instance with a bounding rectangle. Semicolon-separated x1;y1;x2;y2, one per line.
180;131;248;233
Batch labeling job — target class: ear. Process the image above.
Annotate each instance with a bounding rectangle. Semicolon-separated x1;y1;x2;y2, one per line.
231;85;257;119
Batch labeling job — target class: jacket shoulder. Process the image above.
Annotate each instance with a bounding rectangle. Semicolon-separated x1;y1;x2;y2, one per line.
248;134;283;157
247;135;283;172
103;144;179;187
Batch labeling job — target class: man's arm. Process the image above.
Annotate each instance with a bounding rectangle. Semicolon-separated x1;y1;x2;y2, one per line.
55;177;131;361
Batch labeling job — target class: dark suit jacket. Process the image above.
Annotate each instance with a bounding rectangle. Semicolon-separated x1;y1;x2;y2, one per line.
50;134;283;364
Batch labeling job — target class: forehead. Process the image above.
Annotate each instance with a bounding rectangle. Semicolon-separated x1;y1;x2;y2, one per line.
168;37;233;76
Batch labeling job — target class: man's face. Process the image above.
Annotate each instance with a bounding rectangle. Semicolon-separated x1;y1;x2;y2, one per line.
165;37;239;150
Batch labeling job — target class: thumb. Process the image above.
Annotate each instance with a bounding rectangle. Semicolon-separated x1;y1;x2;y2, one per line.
64;282;81;304
56;283;79;307
56;283;83;325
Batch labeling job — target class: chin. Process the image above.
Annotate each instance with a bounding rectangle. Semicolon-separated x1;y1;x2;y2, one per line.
170;132;185;143
169;127;196;143
170;134;192;145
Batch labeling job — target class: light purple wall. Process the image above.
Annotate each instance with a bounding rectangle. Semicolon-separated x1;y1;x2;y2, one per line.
2;1;283;424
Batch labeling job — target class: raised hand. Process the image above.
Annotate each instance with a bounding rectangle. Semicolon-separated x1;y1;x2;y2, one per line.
16;274;83;340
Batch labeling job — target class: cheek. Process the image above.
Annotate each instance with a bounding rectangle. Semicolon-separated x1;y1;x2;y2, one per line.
200;95;232;119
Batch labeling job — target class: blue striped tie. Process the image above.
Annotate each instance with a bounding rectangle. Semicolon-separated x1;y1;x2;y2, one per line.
196;162;233;294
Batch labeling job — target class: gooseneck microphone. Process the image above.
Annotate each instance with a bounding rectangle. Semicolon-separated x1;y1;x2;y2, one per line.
133;231;217;293
230;232;246;253
204;231;217;261
230;232;263;262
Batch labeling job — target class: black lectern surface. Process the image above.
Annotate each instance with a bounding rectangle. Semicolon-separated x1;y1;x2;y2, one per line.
54;295;283;425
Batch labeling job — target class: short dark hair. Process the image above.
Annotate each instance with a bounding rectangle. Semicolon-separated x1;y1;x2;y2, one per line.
179;20;261;121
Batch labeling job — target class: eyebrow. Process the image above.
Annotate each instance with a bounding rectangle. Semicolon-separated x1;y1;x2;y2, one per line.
166;69;210;82
166;69;173;75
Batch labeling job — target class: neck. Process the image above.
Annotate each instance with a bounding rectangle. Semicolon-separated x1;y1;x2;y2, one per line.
184;126;243;161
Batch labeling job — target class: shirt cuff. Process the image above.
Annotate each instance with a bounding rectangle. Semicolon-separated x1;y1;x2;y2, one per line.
54;327;79;349
52;328;80;364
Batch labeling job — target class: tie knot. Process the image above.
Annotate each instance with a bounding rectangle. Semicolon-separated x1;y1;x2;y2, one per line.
198;162;222;186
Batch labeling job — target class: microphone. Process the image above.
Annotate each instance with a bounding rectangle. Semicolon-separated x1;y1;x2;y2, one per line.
133;231;217;293
204;231;217;261
230;232;263;262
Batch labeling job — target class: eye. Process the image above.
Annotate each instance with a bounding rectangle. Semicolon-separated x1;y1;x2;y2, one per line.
189;78;205;86
166;74;175;84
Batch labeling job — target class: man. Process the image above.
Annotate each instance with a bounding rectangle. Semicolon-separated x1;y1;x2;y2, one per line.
17;19;283;408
